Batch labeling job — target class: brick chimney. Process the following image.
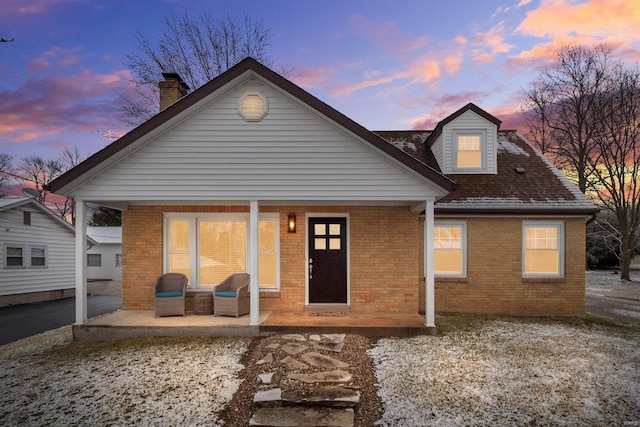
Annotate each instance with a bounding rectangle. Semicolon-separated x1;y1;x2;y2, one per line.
159;72;190;111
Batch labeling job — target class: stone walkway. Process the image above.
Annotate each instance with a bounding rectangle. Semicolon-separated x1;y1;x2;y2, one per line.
249;333;359;426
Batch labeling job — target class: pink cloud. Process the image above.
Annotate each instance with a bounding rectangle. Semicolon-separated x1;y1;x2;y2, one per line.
330;57;441;97
514;0;640;62
290;65;335;89
472;22;514;62
4;0;74;14
0;62;133;147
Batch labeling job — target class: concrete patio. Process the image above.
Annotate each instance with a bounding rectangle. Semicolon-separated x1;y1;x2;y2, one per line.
72;309;432;342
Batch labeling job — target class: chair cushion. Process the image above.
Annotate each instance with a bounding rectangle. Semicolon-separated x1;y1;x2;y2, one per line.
215;291;236;297
156;291;183;297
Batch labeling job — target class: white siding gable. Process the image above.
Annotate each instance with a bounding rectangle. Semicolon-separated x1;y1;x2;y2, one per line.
71;75;446;203
438;110;498;175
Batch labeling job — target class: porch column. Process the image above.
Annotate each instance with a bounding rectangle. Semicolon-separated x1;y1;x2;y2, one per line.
249;200;260;325
75;199;88;324
424;197;435;328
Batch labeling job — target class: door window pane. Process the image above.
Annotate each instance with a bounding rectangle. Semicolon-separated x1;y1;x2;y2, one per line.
329;224;341;235
315;238;326;250
329;238;341;250
314;224;326;235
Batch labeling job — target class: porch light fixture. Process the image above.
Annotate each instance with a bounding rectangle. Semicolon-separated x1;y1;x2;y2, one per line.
288;212;296;233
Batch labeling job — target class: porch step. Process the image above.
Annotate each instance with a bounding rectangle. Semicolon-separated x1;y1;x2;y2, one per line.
249;407;354;427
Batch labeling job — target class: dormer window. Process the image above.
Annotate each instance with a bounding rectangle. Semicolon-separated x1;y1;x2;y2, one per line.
454;130;486;172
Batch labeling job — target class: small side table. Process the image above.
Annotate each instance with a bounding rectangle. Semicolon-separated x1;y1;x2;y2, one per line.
194;292;213;315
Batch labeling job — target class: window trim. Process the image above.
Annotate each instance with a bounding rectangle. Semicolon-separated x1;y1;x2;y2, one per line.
4;244;26;269
4;244;48;269
453;129;487;172
164;212;280;291
434;221;467;278
522;221;565;278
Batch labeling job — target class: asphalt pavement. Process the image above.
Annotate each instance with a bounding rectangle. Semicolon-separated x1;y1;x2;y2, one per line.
0;295;121;346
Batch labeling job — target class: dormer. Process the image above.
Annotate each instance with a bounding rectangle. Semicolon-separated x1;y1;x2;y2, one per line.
426;103;501;175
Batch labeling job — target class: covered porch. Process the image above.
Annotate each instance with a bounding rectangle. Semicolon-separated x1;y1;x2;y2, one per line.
72;308;432;342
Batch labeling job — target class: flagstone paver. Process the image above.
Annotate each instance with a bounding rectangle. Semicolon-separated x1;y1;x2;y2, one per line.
281;342;308;355
288;369;352;384
301;352;349;369
250;407;354;427
248;333;361;426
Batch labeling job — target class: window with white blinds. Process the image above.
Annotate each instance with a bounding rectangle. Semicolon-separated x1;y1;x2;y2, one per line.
165;213;279;290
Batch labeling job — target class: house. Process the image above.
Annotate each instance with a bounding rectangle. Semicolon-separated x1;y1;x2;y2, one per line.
87;226;122;281
0;197;97;306
48;58;597;329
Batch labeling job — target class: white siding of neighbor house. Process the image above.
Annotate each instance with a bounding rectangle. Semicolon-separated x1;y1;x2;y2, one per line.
0;204;76;296
440;110;498;175
87;244;122;281
70;76;444;202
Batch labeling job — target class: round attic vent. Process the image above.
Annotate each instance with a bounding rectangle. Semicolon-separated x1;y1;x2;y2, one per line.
239;92;268;121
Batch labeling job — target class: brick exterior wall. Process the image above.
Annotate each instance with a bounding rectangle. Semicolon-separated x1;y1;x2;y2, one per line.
122;205;420;314
418;216;587;316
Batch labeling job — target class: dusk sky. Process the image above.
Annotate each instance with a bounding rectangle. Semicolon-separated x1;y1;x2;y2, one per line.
1;0;639;171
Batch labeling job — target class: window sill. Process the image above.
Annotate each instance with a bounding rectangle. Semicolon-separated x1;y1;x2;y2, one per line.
522;277;565;283
435;277;469;284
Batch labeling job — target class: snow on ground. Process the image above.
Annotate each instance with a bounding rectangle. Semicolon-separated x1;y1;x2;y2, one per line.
0;328;247;426
369;320;640;426
1;272;639;426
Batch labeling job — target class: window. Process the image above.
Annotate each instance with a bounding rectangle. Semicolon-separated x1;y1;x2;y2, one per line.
6;245;25;268
30;247;46;267
434;222;466;276
87;254;102;267
23;211;31;225
523;222;564;277
454;130;486;170
238;92;268;121
165;213;279;290
115;254;122;267
4;244;47;268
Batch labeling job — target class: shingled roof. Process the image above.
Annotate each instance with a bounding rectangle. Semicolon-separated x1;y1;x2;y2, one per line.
375;130;598;215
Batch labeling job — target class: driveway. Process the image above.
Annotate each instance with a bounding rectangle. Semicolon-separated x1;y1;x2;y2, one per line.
585;269;640;326
0;295;121;346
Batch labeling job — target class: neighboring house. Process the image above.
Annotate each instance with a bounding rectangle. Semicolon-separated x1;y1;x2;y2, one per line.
49;58;597;327
0;197;97;306
87;226;122;281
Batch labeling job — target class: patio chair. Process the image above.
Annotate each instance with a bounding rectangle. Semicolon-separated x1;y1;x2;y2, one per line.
154;272;188;317
213;273;250;317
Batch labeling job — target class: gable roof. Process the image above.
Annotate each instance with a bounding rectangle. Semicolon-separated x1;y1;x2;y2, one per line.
49;57;455;194
376;131;598;215
0;197;99;243
425;103;502;147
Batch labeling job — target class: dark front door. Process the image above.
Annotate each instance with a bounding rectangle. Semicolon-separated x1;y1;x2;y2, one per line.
308;217;347;304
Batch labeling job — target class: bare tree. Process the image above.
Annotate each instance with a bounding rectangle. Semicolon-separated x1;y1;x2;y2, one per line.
587;64;640;280
0;153;13;195
120;11;274;126
17;156;63;203
523;45;612;193
52;147;84;223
